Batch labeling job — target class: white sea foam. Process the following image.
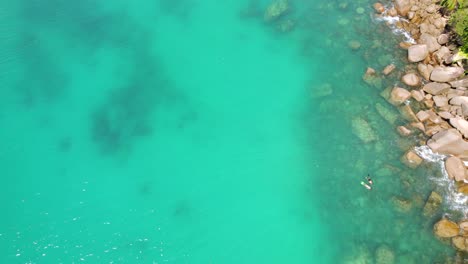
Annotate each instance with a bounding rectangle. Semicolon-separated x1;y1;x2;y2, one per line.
414;146;468;217
373;5;416;44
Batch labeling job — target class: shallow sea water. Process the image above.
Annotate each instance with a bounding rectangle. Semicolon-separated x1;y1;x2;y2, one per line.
0;0;462;263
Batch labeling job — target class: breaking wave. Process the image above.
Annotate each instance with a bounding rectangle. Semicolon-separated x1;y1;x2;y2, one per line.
414;145;468;217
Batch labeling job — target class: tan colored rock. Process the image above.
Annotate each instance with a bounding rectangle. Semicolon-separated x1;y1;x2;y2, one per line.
430;66;465;83
424;99;434;108
411;90;425;101
382;64;396;75
397;126;412;136
449;96;468;106
427;129;468;158
395;0;411;16
419;33;441;53
445;156;466;181
389;87;411;105
365;67;376;76
438;111;454;119
460;220;468;236
433;95;449;107
416;110;430;122
402;73;421;87
423;82;451;95
462;103;468;117
373;2;385;13
434;218;460;238
388;7;398;17
411;122;425;132
427;109;442;124
408;44;428;62
433;46;451;64
423;191;442;217
450;117;468;138
418;63;433;80
437;34;449;45
398;104;418;122
425;4;438;14
425;124;444;136
452;236;468;252
401;150;423;168
450;78;468;88
459;183;468;195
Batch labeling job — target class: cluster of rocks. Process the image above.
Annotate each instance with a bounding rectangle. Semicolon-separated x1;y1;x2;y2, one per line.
367;0;468;254
434;218;468;252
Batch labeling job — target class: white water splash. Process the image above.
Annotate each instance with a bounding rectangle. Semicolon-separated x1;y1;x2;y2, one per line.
373;5;416;44
414;146;468;217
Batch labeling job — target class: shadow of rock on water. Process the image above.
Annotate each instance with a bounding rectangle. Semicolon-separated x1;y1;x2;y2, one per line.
15;34;68;107
91;84;158;155
20;0;124;48
57;137;72;153
159;0;196;20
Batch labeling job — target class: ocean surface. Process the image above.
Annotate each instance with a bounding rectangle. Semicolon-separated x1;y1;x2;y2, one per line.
0;0;462;263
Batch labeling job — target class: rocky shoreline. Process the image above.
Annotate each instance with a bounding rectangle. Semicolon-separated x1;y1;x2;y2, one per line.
367;0;468;256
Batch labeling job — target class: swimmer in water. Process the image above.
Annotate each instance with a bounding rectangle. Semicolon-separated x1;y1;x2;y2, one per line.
366;174;373;185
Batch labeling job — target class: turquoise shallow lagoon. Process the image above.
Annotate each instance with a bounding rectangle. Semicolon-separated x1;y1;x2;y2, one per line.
0;0;461;263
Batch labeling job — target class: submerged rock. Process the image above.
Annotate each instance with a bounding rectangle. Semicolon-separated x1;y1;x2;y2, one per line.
376;103;399;125
434;218;460;238
423;191;442;217
276;19;295;32
452;236;468;252
392;196;413;212
401;150;423;168
351;117;378;143
382;64;396;75
311;83;333;98
375;244;395;264
264;0;289;22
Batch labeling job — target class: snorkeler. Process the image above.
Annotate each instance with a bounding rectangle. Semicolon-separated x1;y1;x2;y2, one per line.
366;174;373;185
361;181;372;190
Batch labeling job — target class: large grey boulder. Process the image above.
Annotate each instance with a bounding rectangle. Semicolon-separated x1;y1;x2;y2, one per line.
449;96;468;106
418;63;433;80
430;66;465;82
445;156;466;181
408;44;428;62
427;129;468;159
449;78;468;88
419;33;441;53
423;82;451;95
402;73;421;87
389;87;411;105
450;117;468;138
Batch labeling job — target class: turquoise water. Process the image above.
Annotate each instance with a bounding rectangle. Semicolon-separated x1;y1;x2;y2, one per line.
0;0;461;263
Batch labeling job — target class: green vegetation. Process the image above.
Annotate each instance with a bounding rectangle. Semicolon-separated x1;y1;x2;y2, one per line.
441;0;465;10
444;0;468;58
